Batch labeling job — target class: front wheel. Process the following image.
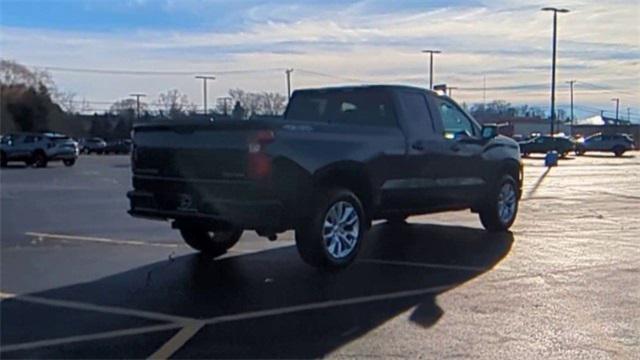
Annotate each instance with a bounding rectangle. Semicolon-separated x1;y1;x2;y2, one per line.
63;159;76;167
179;226;242;257
613;147;625;157
479;175;519;232
295;188;366;269
0;152;7;167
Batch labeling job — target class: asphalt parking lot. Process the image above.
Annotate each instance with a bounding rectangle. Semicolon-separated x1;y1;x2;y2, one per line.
1;153;639;359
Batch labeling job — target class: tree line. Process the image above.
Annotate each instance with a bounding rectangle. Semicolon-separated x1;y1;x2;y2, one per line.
2;59;564;140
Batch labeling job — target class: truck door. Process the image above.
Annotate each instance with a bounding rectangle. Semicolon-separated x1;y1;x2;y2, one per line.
383;90;445;210
428;96;485;205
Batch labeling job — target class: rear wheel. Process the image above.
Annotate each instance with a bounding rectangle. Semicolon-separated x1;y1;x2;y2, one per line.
32;151;48;168
295;188;366;269
613;146;625;157
479;175;519;232
0;151;7;167
575;147;585;156
63;159;76;167
179;225;242;257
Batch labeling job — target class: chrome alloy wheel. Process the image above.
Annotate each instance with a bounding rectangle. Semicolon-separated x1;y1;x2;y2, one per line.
322;201;360;259
497;182;517;224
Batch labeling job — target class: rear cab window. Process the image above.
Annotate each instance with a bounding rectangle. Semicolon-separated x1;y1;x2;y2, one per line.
285;88;398;128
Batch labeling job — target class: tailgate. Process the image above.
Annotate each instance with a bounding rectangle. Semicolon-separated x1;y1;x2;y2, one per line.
132;121;274;180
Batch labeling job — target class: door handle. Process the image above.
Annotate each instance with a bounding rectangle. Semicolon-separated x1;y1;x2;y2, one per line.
412;141;425;151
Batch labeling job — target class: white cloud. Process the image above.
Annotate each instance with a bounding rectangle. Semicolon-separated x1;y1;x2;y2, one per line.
1;0;638;116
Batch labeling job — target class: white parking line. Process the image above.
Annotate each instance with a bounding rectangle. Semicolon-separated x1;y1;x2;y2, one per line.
148;322;205;360
359;258;487;272
0;291;193;324
0;283;457;354
0;323;183;353
25;232;181;249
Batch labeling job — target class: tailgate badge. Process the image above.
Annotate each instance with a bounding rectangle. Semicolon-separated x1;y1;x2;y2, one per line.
177;194;194;211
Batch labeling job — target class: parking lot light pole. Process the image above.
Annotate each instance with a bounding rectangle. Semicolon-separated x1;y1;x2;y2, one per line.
611;98;620;123
566;80;576;126
422;50;441;90
129;93;146;122
285;69;294;100
542;7;569;135
195;76;216;115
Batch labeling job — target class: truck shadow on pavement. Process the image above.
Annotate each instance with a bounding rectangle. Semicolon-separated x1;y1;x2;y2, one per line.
1;223;513;359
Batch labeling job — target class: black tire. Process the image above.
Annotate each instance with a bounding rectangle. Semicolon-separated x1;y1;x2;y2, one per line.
0;151;7;167
295;188;366;269
63;159;76;167
479;174;519;232
179;225;242;257
32;151;48;168
386;215;408;226
575;148;585;156
521;152;529;158
613;147;625;157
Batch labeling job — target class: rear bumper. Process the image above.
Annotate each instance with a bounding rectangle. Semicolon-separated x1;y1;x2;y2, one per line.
127;177;286;230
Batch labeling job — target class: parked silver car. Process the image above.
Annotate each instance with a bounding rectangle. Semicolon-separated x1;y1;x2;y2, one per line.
575;133;635;157
0;133;79;167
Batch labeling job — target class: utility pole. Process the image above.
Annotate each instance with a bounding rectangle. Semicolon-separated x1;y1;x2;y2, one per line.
195;75;215;115
483;75;487;106
285;69;294;99
447;87;459;98
542;7;570;135
566;80;576;126
611;98;620;124
421;50;441;90
129;93;146;121
218;97;232;116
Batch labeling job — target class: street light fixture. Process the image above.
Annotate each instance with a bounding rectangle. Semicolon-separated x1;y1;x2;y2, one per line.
611;98;620;123
541;7;569;135
421;49;441;90
195;75;216;115
129;93;146;121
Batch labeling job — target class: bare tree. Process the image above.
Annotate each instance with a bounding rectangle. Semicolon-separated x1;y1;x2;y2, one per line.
227;89;286;119
155;89;193;119
261;92;287;115
0;60;54;89
110;98;146;118
0;59;81;114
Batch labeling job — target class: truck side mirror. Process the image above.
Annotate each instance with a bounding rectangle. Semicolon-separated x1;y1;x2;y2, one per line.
481;125;498;139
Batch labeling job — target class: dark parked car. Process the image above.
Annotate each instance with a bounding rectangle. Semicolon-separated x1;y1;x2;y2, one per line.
103;139;132;155
128;85;522;269
518;135;575;157
80;137;107;154
1;132;79;167
575;133;635;157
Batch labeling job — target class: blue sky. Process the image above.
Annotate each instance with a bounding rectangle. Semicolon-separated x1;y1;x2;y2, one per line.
1;0;638;120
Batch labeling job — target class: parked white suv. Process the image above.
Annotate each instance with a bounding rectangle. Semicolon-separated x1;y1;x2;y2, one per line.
0;133;79;168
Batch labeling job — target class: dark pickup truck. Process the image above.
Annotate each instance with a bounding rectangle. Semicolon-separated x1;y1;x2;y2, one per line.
128;85;522;269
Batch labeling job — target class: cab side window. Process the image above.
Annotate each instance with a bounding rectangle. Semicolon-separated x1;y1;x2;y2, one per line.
437;100;477;138
399;92;435;132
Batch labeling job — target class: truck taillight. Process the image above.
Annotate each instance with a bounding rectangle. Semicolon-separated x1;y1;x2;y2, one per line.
247;130;274;179
247;130;275;153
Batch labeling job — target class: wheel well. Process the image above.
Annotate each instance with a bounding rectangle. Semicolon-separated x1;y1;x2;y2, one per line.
313;164;374;217
500;160;522;195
